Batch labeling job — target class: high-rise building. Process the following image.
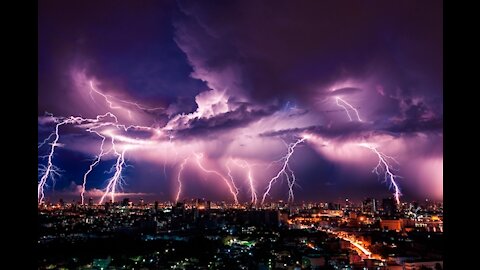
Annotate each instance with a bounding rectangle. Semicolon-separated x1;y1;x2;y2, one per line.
238;210;280;228
327;202;340;210
122;198;130;207
173;202;185;216
345;198;351;209
196;198;206;209
382;198;397;217
206;200;211;210
362;198;377;214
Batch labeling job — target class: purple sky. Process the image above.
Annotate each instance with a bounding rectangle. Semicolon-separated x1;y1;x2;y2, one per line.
38;0;442;204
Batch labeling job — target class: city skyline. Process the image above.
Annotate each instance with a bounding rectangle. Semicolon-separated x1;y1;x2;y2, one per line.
38;0;443;204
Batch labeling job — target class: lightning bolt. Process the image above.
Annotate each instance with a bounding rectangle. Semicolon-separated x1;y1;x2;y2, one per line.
99;140;128;204
358;142;402;204
261;136;307;204
232;159;258;205
89;81;123;110
39;75;408;206
115;98;164;112
38;117;77;204
40;78;171;205
194;153;239;204
89;81;163;118
286;163;297;202
38;164;63;199
334;97;401;202
335;97;362;122
38;132;55;149
38;112;134;205
80;132;107;205
225;160;240;202
175;157;189;203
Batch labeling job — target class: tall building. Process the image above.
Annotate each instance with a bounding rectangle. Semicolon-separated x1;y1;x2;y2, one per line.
122;198;130;207
195;198;206;209
327;202;340;210
206;200;211;210
345;198;351;210
362;198;377;214
173;202;185;216
238;210;280;228
382;198;397;217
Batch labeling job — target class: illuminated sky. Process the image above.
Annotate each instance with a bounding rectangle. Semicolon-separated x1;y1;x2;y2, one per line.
38;0;442;203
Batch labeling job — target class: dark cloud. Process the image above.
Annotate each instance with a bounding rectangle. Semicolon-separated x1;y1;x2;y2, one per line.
38;1;443;202
175;0;442;105
39;0;207;116
261;114;442;140
260;122;370;139
174;103;279;138
384;117;443;134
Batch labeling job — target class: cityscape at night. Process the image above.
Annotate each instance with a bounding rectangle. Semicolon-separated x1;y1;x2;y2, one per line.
38;0;443;269
38;198;443;269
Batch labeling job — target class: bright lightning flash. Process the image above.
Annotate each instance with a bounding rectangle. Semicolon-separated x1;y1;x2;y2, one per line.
80;132;107;205
99;143;128;204
194;153;239;204
89;81;163;119
261;136;308;204
175;157;189;203
225;161;241;203
231;159;258;205
358;142;402;204
38;116;86;204
335;97;362;122
38;113;132;205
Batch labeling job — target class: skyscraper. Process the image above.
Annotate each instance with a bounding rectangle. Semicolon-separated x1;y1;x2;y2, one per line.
382;198;397;217
362;198;377;215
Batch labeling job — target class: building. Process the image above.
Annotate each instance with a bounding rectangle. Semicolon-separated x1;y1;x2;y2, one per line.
122;198;130;207
154;200;159;212
404;260;443;270
238;210;280;228
195;198;206;209
362;259;387;269
380;219;403;231
362;198;377;214
104;201;110;212
279;210;289;225
328;202;340;210
92;257;112;269
302;254;325;269
206;200;211;210
382;198;397;217
173;202;185;216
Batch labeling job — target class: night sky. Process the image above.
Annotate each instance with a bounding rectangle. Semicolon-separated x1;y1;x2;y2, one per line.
38;0;442;204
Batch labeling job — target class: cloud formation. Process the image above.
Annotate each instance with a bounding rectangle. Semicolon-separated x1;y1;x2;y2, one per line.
38;1;442;203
